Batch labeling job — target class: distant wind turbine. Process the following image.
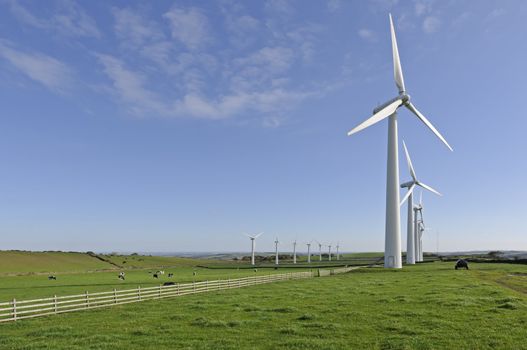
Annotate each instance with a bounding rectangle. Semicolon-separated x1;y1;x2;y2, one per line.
328;244;332;261
347;14;452;268
292;239;297;264
274;237;279;265
316;241;323;261
244;233;263;266
400;141;441;265
306;241;312;263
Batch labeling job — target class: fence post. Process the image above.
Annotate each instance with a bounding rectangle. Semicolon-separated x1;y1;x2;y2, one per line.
193;281;196;293
206;280;209;291
138;286;141;301
177;283;180;296
114;288;117;304
159;284;162;298
85;291;89;309
12;298;16;321
54;295;58;314
228;278;230;289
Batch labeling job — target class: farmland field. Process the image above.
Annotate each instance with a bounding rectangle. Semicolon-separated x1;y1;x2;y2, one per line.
1;256;526;349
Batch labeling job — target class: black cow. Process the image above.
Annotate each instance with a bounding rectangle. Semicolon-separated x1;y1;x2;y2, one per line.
455;259;469;270
168;273;174;278
48;275;57;280
153;273;159;278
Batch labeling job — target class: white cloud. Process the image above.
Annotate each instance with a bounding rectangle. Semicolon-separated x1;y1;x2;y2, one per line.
6;0;100;38
113;8;162;47
358;29;377;41
164;6;210;50
0;40;72;91
414;0;433;17
423;16;441;33
327;0;341;13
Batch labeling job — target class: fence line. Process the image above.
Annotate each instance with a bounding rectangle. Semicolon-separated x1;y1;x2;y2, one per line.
0;266;357;323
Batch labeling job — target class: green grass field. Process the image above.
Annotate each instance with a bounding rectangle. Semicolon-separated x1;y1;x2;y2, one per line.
1;259;526;349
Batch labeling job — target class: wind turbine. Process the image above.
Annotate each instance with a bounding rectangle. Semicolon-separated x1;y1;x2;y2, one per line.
336;242;340;260
274;237;279;265
244;233;263;266
292;239;297;264
306;241;312;263
347;14;452;268
328;244;332;261
400;141;441;265
413;193;423;262
316;241;323;261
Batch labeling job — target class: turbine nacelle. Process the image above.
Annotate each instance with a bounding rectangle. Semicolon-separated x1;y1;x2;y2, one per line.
373;94;410;115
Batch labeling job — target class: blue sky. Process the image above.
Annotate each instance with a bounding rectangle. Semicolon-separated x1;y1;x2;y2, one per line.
0;0;526;253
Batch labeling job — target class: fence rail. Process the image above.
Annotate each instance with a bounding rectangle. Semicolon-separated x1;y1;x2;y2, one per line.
0;266;357;323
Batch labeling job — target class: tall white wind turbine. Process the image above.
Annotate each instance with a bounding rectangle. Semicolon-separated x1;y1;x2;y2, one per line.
245;233;263;266
413;193;423;261
347;14;452;268
400;141;441;265
274;237;279;265
328;244;332;261
316;241;323;261
306;241;312;263
336;242;340;260
292;239;297;264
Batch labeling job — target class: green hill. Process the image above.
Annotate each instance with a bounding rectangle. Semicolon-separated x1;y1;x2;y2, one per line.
0;251;116;275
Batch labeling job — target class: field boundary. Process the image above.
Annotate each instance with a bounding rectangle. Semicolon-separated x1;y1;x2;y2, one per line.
0;266;357;323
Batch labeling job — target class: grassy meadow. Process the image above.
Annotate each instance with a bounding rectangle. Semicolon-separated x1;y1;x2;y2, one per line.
0;255;526;349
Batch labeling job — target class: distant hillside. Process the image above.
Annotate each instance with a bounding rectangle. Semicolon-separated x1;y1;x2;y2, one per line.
0;251;234;275
0;251;116;275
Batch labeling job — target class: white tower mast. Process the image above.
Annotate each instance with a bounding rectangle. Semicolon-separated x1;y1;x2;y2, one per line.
306;242;312;263
244;233;263;266
293;240;297;264
274;238;279;265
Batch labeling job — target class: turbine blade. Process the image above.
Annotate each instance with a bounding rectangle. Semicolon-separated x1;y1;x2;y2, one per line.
400;183;416;206
347;99;402;136
417;182;442;196
402;140;417;181
405;102;453;151
254;232;263;239
389;14;405;94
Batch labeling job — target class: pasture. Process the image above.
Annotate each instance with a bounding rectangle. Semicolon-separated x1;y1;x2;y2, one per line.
1;258;526;349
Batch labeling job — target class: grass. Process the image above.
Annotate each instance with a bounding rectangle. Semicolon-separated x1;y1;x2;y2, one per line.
0;251;114;275
1;261;527;349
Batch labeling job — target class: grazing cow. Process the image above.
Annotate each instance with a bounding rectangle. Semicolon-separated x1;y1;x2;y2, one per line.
153;273;159;279
163;282;175;286
455;259;469;270
48;275;57;280
192;272;196;276
254;269;257;273
118;272;125;280
168;273;174;278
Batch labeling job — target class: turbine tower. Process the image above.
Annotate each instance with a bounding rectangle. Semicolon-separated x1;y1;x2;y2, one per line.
347;14;452;268
336;242;340;260
400;141;441;265
328;244;332;261
274;237;279;265
292;239;297;264
244;233;263;266
306;242;312;263
317;241;323;261
413;195;423;261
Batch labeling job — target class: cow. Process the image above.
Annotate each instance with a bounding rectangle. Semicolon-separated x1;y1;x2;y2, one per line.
153;273;159;278
118;272;125;280
455;259;469;270
48;275;57;280
168;273;174;278
192;272;197;276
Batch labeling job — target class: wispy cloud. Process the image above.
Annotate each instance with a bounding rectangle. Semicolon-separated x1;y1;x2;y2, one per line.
358;29;377;42
164;6;210;50
327;0;342;13
423;16;441;33
0;40;72;92
6;0;100;38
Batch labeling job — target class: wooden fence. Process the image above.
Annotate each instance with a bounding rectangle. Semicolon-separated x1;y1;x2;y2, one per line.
0;267;357;323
